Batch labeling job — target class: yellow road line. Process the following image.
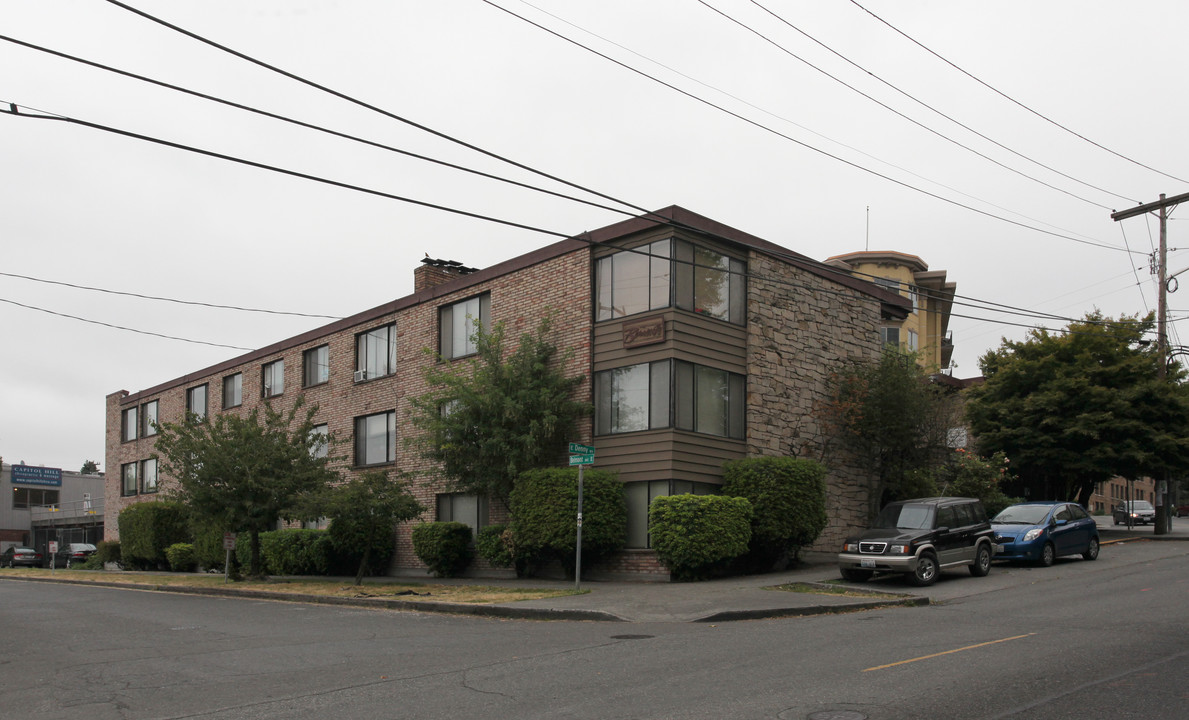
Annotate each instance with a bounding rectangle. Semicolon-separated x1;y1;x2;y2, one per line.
863;633;1036;672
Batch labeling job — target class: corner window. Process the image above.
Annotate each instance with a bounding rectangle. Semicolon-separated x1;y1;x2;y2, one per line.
122;407;138;442
675;242;746;324
310;423;329;459
595;239;671;321
354;411;395;466
186;385;208;420
223;373;242;408
142;400;158;437
594;361;671;435
141;458;158;493
674;361;745;440
436;492;488;533
121;463;138;496
303;345;329;387
262;360;284;398
440;295;490;359
356;323;396;381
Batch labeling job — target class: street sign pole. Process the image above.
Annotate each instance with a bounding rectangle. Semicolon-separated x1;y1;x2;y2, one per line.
575;462;584;592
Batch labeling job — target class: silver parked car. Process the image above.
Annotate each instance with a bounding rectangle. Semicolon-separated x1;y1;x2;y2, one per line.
1113;500;1156;525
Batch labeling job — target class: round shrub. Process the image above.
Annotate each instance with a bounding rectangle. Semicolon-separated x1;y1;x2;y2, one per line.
722;456;828;569
94;540;121;567
509;468;626;577
649;494;752;580
411;522;474;577
165;543;198;572
476;524;514;568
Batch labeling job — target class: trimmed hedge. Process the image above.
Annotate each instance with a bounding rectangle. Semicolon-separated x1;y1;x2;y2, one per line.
94;540;121;567
411;522;474;578
475;524;514;568
649;494;752;580
232;530;340;576
165;543;198;572
722;456;828;569
509;468;626;577
118;501;190;570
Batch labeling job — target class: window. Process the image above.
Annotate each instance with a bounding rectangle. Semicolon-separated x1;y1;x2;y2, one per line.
596;239;671;320
310;423;329;459
880;327;901;347
440;295;490;359
436;493;488;533
675;242;746;324
262;360;284;398
303;345;329;387
356;323;396;380
595;361;671;435
121;463;138;496
223;373;242;408
186;385;208;420
141;458;158;493
354;411;395;466
624;480;717;548
674;361;745;439
875;277;901;293
142;400;158;437
122;406;138;442
12;488;60;509
907;329;918;351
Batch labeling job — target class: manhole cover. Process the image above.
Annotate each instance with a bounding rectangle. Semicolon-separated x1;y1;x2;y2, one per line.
609;634;654;640
806;712;868;720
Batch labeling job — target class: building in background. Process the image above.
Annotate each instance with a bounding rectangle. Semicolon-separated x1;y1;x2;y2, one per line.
106;207;911;576
1;461;105;556
826;251;957;372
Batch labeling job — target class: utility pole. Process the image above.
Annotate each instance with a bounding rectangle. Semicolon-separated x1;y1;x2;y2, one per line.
1112;191;1189;535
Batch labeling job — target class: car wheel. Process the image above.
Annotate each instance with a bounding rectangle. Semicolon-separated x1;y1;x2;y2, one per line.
909;552;939;587
840;568;873;582
1039;542;1055;567
1083;537;1100;561
969;544;992;577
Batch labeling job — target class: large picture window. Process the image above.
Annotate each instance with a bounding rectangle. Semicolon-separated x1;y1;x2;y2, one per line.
303;345;329;387
674;361;745;440
354;411;395;466
440;295;490;359
594;361;670;435
186;385;208;420
595;239;671;321
356;323;396;380
12;487;60;509
262;360;284;398
596;238;745;324
674;241;746;324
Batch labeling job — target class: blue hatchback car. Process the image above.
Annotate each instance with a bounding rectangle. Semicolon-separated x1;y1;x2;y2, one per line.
991;501;1100;566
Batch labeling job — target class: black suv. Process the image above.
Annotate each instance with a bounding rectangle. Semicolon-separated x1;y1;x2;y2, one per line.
837;497;996;586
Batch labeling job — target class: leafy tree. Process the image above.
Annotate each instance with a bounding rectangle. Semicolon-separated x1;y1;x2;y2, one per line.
80;460;100;474
914;449;1018;518
153;397;339;578
819;348;960;517
408;316;590;506
322;470;423;585
966;312;1189;512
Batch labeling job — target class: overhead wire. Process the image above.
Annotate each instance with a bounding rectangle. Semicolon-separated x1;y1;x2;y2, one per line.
847;0;1189;185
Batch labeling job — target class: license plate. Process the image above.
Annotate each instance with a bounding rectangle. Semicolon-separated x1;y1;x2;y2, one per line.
860;558;876;568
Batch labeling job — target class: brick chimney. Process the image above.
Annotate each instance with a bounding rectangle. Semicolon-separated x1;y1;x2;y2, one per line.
415;257;477;292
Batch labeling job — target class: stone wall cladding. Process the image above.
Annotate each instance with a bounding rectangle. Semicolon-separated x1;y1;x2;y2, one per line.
744;252;881;550
106;249;594;574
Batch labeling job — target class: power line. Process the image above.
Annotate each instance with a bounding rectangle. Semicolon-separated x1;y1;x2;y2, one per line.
0;271;344;319
743;0;1137;205
0;297;253;350
847;0;1189;185
0;34;639;221
480;0;1131;253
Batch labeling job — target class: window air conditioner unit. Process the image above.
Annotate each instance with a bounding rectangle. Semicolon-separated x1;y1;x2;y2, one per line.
354;370;367;382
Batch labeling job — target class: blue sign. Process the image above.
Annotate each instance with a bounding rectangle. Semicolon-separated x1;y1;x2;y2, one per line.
11;465;62;487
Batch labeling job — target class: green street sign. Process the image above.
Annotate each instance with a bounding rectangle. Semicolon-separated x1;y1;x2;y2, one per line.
569;453;595;466
568;442;595;455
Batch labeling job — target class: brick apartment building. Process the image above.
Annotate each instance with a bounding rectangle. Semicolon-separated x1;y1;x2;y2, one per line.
105;206;910;575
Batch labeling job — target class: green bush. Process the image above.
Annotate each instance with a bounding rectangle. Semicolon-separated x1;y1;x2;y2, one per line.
649;494;752;580
722;456;828;569
93;541;121;568
263;529;333;576
509;468;626;578
190;522;229;572
118;501;190;570
165;543;198;572
411;522;474;577
475;524;514;568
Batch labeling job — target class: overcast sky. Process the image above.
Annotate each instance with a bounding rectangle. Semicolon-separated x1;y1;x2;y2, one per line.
3;1;1186;473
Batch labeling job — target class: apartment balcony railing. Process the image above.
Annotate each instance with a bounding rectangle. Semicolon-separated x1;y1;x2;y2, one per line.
29;497;105;525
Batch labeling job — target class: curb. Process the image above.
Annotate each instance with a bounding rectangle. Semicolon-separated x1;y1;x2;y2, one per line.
694;595;929;623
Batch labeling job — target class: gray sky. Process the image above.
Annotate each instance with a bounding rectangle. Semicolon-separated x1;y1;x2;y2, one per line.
2;1;1186;473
